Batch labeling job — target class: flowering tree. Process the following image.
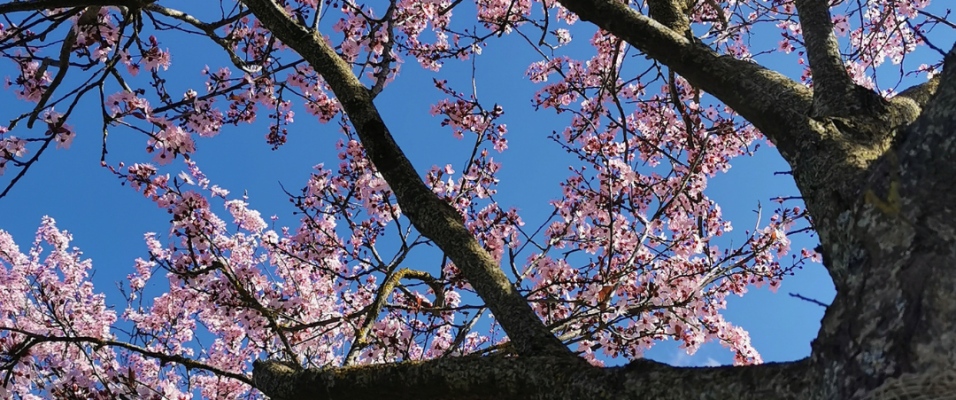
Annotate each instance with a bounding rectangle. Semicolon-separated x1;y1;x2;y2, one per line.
0;0;954;399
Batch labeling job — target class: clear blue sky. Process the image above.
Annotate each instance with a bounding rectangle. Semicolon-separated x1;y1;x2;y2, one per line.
0;1;948;369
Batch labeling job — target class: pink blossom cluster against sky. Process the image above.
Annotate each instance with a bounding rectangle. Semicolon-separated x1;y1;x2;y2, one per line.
0;0;950;397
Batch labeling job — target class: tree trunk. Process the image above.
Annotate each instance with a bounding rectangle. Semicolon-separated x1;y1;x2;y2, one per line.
809;48;956;399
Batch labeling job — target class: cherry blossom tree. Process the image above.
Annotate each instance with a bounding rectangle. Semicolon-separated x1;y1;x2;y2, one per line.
0;0;953;399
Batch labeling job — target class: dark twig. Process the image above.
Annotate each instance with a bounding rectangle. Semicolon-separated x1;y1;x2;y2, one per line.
788;292;829;308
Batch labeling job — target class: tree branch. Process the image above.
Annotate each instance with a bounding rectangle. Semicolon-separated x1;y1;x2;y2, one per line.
555;0;814;166
646;0;692;35
344;267;444;365
793;0;870;117
252;356;816;400
879;75;943;127
0;327;253;386
0;0;145;14
145;4;265;74
240;0;571;359
26;7;99;128
895;75;941;109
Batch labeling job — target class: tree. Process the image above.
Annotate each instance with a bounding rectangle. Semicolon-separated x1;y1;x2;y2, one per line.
0;0;952;398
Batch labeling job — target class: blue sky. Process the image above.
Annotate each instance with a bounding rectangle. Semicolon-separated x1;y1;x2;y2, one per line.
1;1;949;370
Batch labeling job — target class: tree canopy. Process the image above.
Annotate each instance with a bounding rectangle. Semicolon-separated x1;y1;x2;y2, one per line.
0;0;953;399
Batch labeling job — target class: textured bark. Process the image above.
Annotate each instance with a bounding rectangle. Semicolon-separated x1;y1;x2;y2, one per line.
810;45;956;399
558;1;956;399
252;356;814;400
793;0;865;118
645;0;693;36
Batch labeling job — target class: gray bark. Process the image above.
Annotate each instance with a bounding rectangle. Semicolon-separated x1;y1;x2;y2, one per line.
253;356;815;400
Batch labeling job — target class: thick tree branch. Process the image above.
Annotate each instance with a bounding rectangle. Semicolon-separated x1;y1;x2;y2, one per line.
877;76;942;129
895;75;941;108
0;0;145;14
253;356;815;400
793;0;865;117
646;0;692;35
556;0;814;166
241;0;570;359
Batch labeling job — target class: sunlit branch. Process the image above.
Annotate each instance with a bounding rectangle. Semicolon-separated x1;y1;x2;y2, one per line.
895;75;941;108
646;0;691;35
344;267;445;365
792;0;861;117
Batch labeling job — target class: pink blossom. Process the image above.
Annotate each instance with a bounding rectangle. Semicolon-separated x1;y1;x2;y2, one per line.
142;42;171;71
